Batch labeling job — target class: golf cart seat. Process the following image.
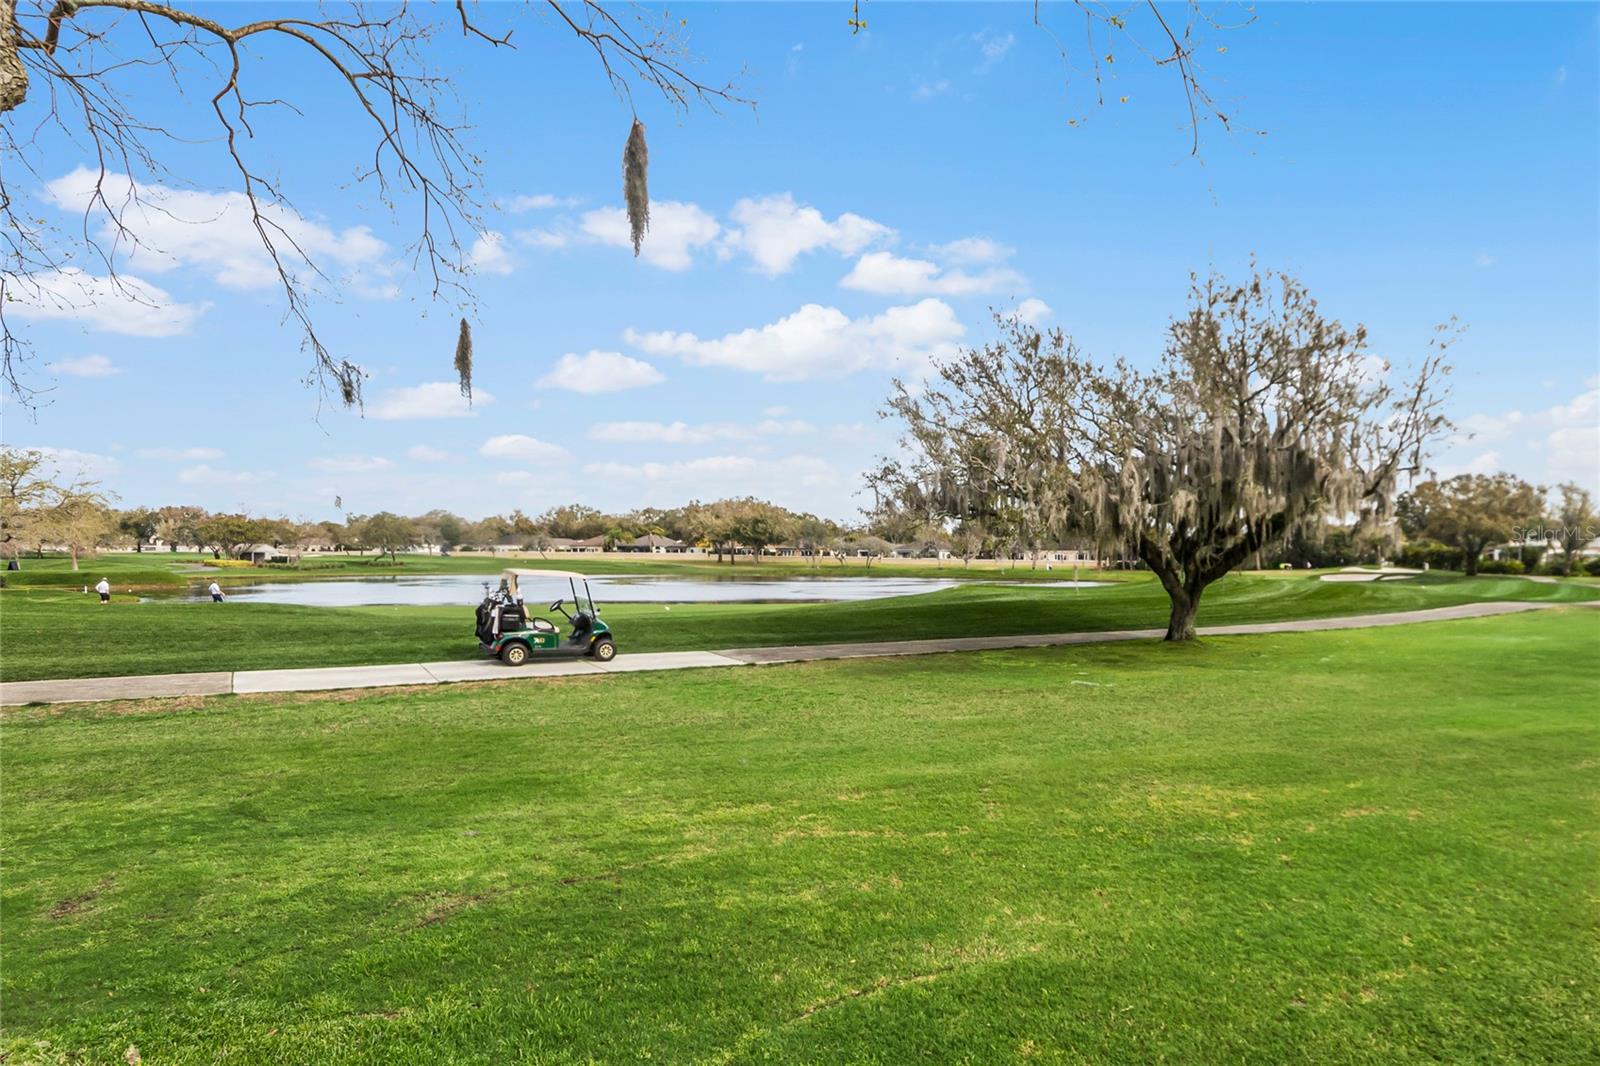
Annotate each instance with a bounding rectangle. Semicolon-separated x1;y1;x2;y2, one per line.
530;617;558;634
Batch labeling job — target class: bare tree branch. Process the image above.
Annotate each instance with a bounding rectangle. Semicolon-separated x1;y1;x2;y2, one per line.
1;0;745;406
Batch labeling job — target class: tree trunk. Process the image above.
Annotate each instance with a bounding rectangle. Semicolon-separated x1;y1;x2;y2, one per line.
70;545;80;571
1463;548;1480;576
1164;586;1200;641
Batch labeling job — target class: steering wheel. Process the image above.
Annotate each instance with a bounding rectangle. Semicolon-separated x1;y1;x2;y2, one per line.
549;598;563;612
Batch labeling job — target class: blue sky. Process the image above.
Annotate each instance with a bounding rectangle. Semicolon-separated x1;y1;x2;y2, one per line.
8;2;1598;521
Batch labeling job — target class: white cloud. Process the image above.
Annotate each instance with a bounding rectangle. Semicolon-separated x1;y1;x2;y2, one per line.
309;455;393;474
8;268;207;337
480;434;568;462
506;193;577;212
585;455;757;480
406;444;451;462
537;350;665;393
1540;387;1600;484
1474;252;1497;268
516;228;570;249
1013;297;1052;324
369;382;492;420
576;201;721;271
516;193;892;276
48;354;120;377
178;464;270;486
930;236;1013;264
974;30;1016;69
913;79;952;100
841;251;1023;297
44;166;386;291
1453;409;1525;445
625;298;964;382
137;446;224;461
469;231;514;275
828;422;876;442
1437;385;1600;489
587;419;815;444
27;446;120;480
583;453;837;491
1546;424;1600;484
1460;450;1501;475
718;194;894;276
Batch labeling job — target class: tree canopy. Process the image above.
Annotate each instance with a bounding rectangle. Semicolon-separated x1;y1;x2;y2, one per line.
1399;474;1546;577
871;270;1454;639
1552;483;1598;574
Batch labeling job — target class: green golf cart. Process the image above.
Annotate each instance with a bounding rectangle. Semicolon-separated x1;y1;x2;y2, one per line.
476;568;617;666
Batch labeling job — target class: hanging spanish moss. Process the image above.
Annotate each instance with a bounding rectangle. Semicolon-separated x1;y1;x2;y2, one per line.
623;118;650;256
337;361;359;407
454;317;473;401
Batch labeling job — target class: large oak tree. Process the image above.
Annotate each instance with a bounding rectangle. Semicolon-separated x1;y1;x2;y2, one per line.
871;270;1453;640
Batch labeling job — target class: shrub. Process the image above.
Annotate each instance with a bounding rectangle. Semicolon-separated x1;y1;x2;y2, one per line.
1396;538;1464;572
1586;558;1600;577
201;559;255;569
1476;559;1525;575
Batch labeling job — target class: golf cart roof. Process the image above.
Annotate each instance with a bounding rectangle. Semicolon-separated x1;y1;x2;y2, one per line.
501;568;588;582
499;568;593;601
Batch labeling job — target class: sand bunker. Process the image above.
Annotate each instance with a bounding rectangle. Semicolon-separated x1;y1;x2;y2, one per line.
1319;566;1423;583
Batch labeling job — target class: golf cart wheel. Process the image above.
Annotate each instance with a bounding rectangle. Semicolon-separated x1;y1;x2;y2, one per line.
500;642;530;667
592;638;617;662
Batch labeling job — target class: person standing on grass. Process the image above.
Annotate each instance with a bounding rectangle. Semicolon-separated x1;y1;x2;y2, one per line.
208;580;224;603
95;577;111;604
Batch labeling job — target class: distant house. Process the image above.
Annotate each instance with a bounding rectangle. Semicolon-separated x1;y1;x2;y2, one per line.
1490;533;1600;562
1042;548;1096;564
615;534;690;554
145;537;201;552
891;541;952;560
238;543;291;564
548;536;605;553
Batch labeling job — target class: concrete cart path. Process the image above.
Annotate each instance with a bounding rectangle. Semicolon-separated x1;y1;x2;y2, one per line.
4;599;1593;707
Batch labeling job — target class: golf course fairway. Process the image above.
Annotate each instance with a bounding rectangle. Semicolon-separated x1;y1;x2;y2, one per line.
4;609;1596;1063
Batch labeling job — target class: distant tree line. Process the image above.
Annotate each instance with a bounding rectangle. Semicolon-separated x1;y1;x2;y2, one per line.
4;441;1592;579
0;453;950;570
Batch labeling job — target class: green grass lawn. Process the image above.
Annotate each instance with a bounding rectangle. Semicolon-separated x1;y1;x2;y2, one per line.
4;610;1596;1063
2;569;1596;682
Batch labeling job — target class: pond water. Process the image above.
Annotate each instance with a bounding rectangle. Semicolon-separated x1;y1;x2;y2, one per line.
194;573;968;607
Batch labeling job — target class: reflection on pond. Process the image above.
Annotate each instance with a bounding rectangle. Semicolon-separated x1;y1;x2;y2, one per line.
196;573;969;607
